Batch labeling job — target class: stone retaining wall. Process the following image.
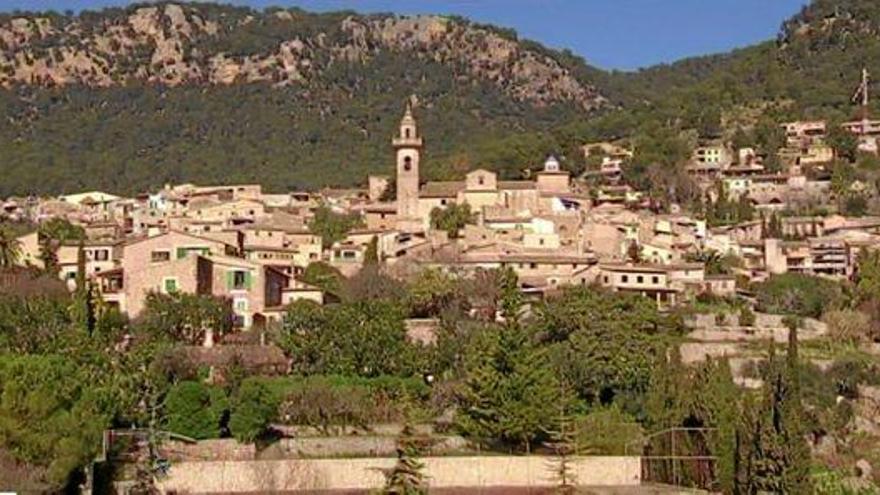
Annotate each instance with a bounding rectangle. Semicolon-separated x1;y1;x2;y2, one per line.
158;455;640;493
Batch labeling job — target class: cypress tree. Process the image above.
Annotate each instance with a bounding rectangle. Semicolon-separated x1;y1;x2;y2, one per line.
364;235;379;265
780;318;812;493
734;324;813;494
71;240;96;334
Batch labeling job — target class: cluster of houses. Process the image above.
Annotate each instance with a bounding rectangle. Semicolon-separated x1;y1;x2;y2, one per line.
682;119;880;210
5;103;880;327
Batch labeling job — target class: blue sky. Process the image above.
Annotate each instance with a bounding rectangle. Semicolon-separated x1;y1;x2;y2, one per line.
1;0;808;70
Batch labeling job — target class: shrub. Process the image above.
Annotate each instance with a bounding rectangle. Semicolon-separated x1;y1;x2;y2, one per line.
164;381;227;440
270;375;430;429
823;309;871;344
754;273;846;319
229;379;277;443
813;467;879;495
574;406;643;455
739;307;756;327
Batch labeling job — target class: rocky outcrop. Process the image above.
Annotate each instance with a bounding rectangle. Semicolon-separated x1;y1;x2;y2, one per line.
0;4;604;109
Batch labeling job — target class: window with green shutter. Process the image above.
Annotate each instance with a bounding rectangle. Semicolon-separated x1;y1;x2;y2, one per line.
230;270;249;290
177;246;209;259
163;278;178;294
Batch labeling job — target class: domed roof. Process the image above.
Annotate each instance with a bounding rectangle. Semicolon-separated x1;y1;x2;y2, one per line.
544;155;561;172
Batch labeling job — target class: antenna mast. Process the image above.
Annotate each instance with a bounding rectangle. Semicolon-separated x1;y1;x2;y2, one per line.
853;68;871;120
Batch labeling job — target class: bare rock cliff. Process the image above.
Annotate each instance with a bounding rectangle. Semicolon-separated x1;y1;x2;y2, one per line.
0;3;605;109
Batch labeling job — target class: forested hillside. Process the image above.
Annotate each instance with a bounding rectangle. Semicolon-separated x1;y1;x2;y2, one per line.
2;0;880;196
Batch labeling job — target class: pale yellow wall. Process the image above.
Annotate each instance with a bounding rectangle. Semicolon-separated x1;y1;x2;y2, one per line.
536;173;570;193
282;290;324;306
459;190;502;210
15;231;42;268
191;200;266;223
159;456;640;493
502;189;540;212
417;197;447;220
601;269;669;291
57;244;118;284
523;232;560;249
466;169;497;191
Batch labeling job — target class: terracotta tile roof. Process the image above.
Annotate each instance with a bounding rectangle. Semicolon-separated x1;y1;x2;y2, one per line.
498;181;536;191
420;181;465;198
181;344;288;369
361;203;398;213
600;262;703;274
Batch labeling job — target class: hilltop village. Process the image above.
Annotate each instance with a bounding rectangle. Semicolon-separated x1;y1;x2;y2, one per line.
4;102;880;324
5;99;880;493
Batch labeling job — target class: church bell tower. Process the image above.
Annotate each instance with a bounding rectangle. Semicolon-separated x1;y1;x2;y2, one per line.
393;101;423;228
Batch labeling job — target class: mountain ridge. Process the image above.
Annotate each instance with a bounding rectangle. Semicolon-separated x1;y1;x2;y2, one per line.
2;0;880;197
0;3;604;110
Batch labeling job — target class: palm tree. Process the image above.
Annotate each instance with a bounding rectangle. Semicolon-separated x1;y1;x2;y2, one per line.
0;225;22;269
37;218;84;274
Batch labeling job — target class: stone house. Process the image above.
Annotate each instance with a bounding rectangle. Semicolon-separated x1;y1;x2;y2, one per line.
597;262;709;309
101;245;289;329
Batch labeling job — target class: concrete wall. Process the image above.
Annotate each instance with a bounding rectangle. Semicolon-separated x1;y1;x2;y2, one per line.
158;455;640;493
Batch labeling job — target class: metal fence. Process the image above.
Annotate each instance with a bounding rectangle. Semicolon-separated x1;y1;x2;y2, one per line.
628;427;719;491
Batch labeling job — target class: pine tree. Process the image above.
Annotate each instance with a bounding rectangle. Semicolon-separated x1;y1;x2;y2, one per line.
382;424;428;495
457;326;563;451
546;380;579;494
498;266;522;324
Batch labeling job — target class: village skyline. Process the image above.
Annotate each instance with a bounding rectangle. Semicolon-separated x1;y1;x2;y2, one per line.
2;0;880;493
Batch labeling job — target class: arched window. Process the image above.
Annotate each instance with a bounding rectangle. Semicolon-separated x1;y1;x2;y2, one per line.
403;156;412;172
404;128;411;139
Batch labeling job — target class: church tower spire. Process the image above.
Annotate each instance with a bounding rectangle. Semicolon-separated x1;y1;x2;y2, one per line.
394;100;423;230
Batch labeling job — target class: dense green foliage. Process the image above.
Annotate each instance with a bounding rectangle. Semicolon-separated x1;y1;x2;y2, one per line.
0;354;112;486
754;273;847;318
280;299;425;377
298;261;345;299
0;64;582;196
228;378;278;443
531;286;679;408
456;324;567;449
429;203;474;239
644;353;740;491
164;381;227;440
308;206;364;249
735;331;813;493
272;375;430;430
138;292;234;345
0;288;162;490
0;256;875;490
